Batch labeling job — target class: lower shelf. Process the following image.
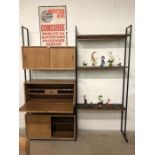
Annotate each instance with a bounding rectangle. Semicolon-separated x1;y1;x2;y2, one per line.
77;104;125;111
52;131;74;138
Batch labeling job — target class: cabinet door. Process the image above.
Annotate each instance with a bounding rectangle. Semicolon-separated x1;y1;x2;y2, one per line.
50;47;75;69
22;47;50;69
26;114;51;139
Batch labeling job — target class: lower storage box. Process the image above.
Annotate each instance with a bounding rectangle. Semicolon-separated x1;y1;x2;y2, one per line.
26;113;76;140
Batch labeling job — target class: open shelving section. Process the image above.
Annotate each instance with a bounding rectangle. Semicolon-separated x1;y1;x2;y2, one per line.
75;25;132;142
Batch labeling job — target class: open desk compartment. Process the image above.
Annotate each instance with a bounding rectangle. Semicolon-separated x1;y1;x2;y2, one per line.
20;80;75;114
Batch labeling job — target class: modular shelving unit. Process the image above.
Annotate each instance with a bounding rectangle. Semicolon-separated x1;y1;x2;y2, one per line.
20;25;132;142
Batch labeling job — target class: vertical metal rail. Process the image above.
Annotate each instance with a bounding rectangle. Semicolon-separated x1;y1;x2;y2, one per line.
124;25;132;134
21;26;30;46
121;25;132;142
121;28;128;133
21;26;31;147
24;70;27;82
21;26;30;81
75;26;78;141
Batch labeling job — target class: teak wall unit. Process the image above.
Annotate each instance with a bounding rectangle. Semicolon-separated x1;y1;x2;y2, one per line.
20;43;77;140
20;25;132;142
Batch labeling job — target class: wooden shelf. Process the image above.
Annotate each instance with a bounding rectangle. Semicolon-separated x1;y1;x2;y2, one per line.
25;79;75;85
78;66;127;70
19;99;74;113
77;34;127;40
77;104;125;111
25;68;75;70
52;131;74;139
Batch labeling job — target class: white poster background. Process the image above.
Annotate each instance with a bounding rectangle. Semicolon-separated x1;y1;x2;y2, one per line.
39;6;67;46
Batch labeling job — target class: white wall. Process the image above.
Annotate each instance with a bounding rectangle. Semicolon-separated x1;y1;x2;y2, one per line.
19;0;135;131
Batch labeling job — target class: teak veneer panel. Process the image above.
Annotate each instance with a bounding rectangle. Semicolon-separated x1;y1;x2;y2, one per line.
50;47;75;69
22;47;49;69
20;100;74;113
26;114;51;139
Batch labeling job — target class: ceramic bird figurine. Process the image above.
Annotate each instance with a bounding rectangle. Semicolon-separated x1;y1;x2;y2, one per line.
98;95;103;107
82;61;87;66
106;99;111;107
100;56;105;67
83;95;87;104
117;58;121;66
107;51;115;67
91;51;97;66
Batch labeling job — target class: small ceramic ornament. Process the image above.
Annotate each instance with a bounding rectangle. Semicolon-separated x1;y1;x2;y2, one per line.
98;95;103;107
90;102;93;105
117;58;121;66
100;56;105;67
106;99;111;107
107;51;115;67
91;51;97;66
89;102;93;108
83;95;87;104
82;61;87;66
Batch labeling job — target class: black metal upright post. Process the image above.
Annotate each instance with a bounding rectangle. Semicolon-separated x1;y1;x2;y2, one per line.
21;26;30;81
75;26;78;141
120;25;132;143
124;25;132;135
121;28;128;133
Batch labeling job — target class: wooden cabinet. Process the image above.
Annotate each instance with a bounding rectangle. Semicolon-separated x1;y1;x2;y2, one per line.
25;113;76;140
20;80;76;140
22;46;75;69
50;47;75;69
26;114;51;139
22;47;49;69
21;46;76;141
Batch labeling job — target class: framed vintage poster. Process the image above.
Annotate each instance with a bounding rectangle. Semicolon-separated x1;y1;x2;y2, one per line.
38;6;67;46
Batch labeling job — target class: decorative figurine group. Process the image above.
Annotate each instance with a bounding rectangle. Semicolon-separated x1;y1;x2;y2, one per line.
82;51;121;67
83;95;112;108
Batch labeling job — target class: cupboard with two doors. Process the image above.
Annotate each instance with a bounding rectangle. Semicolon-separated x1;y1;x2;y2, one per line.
22;46;75;69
